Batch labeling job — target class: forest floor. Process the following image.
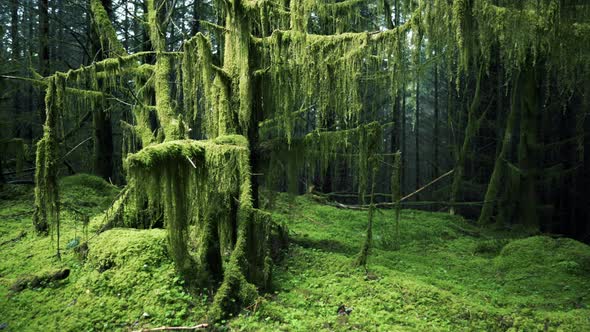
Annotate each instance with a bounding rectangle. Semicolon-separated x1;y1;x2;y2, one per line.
0;174;589;331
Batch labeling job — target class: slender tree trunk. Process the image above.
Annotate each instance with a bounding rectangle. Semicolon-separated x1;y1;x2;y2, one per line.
39;0;50;124
91;0;115;181
517;66;539;229
390;0;401;195
191;0;202;36
11;0;21;138
401;86;406;195
433;63;439;187
25;0;34;141
11;0;19;60
415;74;420;200
356;164;377;267
450;65;483;214
478;77;518;225
124;2;130;52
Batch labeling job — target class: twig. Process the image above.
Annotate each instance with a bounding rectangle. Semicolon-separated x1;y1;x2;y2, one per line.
132;324;209;332
320;170;455;210
185;156;197;169
63;137;93;159
399;169;454;202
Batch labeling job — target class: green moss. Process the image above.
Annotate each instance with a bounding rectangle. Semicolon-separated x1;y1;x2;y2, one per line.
87;228;168;272
59;174;120;216
126;137;286;320
496;236;590;276
90;0;126;57
2;183;590;330
34;75;63;238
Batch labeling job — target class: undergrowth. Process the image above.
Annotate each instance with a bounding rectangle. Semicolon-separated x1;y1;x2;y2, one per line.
1;176;589;331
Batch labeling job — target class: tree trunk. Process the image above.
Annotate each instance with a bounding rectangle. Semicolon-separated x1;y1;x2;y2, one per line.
191;0;202;36
450;65;483;214
478;76;518;225
11;0;22;139
415;72;420;200
401;86;406;195
516;66;539;229
433;63;439;189
38;0;50;123
90;0;116;181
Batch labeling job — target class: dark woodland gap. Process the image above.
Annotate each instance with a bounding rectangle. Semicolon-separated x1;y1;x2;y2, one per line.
0;0;589;329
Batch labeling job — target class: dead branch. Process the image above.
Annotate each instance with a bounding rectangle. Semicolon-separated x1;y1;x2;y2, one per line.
132;324;209;332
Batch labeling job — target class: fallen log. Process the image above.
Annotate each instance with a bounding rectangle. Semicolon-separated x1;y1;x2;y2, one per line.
132;324;209;332
10;269;70;292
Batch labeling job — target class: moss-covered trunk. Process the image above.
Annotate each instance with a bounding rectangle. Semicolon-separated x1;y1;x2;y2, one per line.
478;77;519;225
449;65;483;214
516;65;540;229
127;138;286;321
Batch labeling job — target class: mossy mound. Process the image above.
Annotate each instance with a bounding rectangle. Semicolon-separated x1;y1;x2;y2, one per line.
493;236;590;304
73;228;200;329
59;174;120;215
87;228;169;272
496;236;590;275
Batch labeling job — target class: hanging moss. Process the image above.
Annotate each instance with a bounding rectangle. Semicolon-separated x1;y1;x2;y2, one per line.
126;137;286;320
33;75;64;246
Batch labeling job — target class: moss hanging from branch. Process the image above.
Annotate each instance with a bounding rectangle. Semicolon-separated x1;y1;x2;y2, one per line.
33;75;64;247
126;136;286;321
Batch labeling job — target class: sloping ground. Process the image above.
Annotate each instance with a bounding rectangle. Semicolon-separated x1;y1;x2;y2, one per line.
0;176;199;331
0;176;589;331
229;195;590;331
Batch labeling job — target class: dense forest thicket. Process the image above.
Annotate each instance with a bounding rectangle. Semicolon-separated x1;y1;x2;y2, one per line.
1;0;589;329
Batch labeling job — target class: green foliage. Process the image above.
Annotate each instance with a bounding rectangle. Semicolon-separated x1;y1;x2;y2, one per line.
231;194;590;330
59;174;120;215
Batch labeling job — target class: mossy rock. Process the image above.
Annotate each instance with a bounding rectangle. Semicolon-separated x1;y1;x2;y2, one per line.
87;228;169;272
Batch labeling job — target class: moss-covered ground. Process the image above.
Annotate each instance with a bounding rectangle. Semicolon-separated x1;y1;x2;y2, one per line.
1;175;589;331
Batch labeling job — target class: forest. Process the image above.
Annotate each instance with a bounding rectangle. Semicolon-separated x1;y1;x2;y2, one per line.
0;0;589;330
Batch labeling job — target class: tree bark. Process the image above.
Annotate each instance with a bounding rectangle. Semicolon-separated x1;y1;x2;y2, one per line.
90;0;116;181
516;66;539;229
478;76;518;225
415;70;420;200
450;65;483;214
38;0;50;123
433;62;439;188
